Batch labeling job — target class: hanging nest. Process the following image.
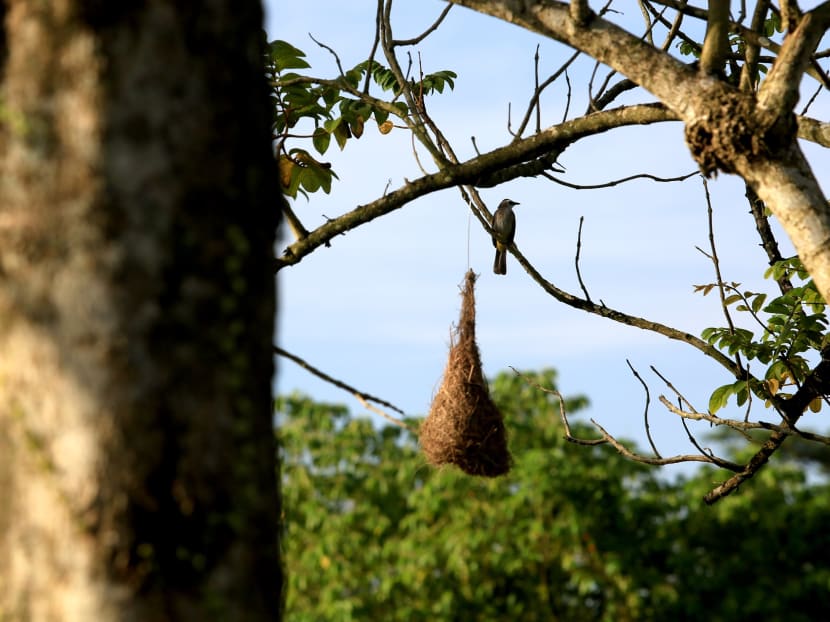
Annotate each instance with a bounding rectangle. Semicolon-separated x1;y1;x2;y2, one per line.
420;270;511;477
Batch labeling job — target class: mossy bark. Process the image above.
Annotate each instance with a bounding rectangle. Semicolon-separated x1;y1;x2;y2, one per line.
0;1;281;619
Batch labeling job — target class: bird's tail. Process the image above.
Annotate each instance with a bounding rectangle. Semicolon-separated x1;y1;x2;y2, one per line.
493;249;507;275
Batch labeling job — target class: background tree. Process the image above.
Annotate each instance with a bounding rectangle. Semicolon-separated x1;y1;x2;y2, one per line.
273;1;830;501
0;2;281;619
278;370;830;621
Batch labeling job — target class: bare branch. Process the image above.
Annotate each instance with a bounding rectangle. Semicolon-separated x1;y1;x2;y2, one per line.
362;0;384;94
701;176;744;373
574;216;592;302
626;359;660;458
658;395;769;433
274;346;414;432
545;169;696;190
507;240;744;377
514;49;581;138
391;3;454;46
744;184;792;294
703;430;788;503
589;418;741;468
308;33;347;77
797;115;830;147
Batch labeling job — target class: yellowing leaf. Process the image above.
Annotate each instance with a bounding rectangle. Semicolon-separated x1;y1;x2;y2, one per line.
378;120;393;135
278;156;295;188
809;397;823;413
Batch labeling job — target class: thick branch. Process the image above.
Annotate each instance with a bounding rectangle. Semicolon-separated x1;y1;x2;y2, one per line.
757;10;826;121
739;146;830;307
699;0;730;75
448;0;721;120
797;115;830;147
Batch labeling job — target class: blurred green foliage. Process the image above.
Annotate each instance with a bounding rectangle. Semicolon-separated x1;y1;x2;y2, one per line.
277;369;830;621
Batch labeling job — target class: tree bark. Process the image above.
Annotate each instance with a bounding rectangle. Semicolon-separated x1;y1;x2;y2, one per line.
0;2;282;620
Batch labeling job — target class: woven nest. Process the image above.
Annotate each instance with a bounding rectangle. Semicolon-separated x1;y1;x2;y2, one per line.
420;270;511;477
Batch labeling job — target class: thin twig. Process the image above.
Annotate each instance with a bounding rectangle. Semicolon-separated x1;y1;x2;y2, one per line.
650;365;698;412
745;184;792;294
545;170;697;190
534;45;542;134
362;1;384;94
574;216;592;302
562;68;572;122
391;3;453;46
701;176;744;374
513;368;740;467
627;359;661;457
274;346;412;432
308;33;346;77
514;50;581;139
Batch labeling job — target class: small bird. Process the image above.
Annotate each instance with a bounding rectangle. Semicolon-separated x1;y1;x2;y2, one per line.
492;199;519;275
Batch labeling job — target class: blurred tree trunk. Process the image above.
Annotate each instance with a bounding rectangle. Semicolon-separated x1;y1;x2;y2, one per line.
0;1;282;620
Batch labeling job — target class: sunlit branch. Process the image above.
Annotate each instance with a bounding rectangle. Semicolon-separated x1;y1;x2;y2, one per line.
757;11;825;121
277;104;678;268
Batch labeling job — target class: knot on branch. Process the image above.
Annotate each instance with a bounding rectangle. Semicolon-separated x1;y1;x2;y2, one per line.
685;94;797;178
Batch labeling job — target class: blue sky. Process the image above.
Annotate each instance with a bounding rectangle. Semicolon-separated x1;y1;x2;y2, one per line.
269;2;830;476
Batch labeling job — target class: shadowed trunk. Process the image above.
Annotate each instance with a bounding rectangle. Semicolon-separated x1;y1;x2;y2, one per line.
0;1;282;619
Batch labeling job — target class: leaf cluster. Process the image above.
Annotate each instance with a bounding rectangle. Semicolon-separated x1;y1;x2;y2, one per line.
697;257;827;413
267;39;456;199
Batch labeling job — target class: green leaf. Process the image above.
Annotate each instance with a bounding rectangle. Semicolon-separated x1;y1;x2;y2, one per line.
333;123;350;149
709;383;736;413
312;127;331;155
270;40;311;72
751;293;767;314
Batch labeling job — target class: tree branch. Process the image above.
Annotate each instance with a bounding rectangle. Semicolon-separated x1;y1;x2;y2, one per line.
274;346;414;431
699;0;730;75
704;347;830;503
276;104;676;268
757;9;826;120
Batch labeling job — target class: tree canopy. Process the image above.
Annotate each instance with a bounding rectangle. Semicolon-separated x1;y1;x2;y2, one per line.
278;370;830;621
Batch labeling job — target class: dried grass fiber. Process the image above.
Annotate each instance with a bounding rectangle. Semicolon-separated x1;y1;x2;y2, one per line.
420;270;511;476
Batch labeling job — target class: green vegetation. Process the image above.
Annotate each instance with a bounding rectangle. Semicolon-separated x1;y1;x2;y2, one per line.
278;370;830;621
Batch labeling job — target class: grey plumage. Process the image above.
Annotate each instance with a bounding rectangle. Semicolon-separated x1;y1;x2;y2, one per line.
492;199;518;275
